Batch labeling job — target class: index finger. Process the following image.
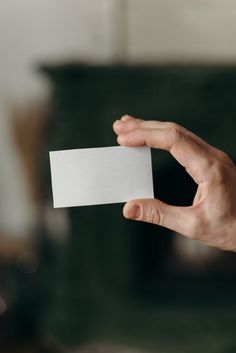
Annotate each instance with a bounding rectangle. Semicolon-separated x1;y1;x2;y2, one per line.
117;125;213;184
114;116;214;153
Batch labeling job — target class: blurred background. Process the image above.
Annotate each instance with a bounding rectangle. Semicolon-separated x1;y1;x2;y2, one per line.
0;1;236;352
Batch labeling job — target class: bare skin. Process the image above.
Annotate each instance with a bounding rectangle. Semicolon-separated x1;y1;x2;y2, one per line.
113;115;236;251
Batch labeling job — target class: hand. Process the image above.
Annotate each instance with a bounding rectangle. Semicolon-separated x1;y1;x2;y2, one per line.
113;115;236;251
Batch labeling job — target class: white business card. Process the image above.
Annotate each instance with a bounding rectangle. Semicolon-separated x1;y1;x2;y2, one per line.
49;146;154;208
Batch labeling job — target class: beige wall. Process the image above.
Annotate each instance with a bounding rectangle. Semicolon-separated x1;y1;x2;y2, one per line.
1;0;236;102
127;0;236;62
0;0;125;102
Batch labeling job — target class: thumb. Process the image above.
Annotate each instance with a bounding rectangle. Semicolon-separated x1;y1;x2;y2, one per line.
123;199;197;237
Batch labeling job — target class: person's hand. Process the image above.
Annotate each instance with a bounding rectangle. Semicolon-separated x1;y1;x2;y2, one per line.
113;115;236;251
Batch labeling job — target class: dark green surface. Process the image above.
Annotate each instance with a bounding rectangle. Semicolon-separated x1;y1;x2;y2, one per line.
40;64;236;351
42;64;236;157
89;280;236;353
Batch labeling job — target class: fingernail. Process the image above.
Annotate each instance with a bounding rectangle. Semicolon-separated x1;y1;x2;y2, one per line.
126;205;141;220
121;115;131;122
114;120;122;126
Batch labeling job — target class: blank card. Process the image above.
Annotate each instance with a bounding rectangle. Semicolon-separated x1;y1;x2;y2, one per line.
49;146;154;208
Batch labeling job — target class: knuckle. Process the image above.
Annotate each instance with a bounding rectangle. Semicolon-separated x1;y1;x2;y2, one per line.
165;122;181;130
219;150;229;159
218;151;231;164
165;122;182;143
144;205;160;225
211;160;227;185
212;148;234;167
